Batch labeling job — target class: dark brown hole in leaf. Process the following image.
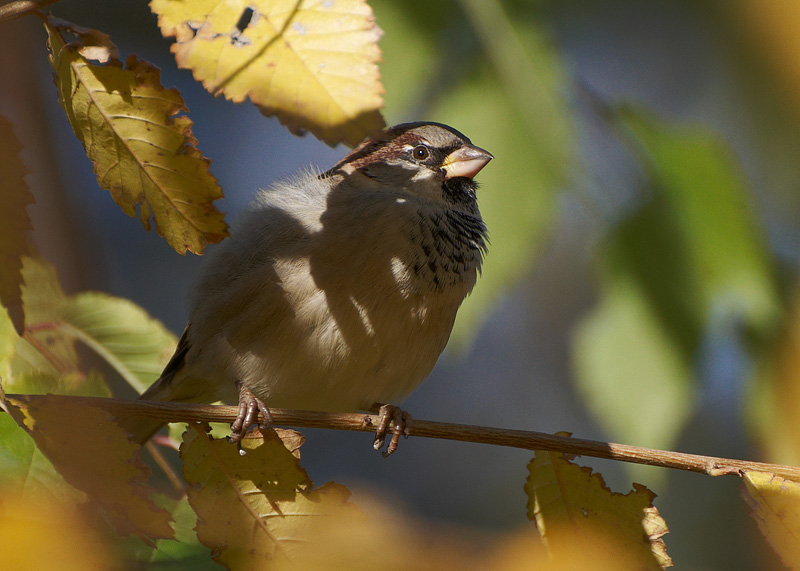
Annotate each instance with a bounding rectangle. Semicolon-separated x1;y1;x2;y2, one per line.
235;7;255;34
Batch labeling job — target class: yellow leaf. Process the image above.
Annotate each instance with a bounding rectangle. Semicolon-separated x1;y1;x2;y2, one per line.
45;16;119;62
753;286;800;466
0;115;34;336
274;493;492;570
0;494;112;571
525;451;672;569
45;18;228;255
741;470;800;568
491;529;646;571
738;0;800;118
180;424;362;568
2;394;174;541
150;0;386;146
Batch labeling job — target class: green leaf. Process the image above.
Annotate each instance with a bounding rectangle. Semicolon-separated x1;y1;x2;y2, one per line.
369;0;441;122
18;257;81;385
13;256;175;395
122;496;220;569
573;108;780;454
0;413;83;504
59;292;177;395
433;64;572;346
428;6;574;345
1;304;62;396
607;196;705;356
7;257;112;397
620;107;779;330
573;268;693;451
20;255;67;328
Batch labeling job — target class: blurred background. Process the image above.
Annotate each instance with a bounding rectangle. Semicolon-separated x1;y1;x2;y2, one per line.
3;0;800;568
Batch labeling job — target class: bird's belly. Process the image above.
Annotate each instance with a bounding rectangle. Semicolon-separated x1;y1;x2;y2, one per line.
185;248;472;413
236;291;457;412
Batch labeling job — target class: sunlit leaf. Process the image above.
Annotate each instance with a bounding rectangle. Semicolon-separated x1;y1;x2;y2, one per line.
3;394;174;541
525;449;672;569
2;286;110;400
0;302;21;383
45;18;227;255
738;0;800;115
749;286;800;466
181;424;362;568
0;115;34;335
741;470;800;569
181;426;495;569
150;0;386;147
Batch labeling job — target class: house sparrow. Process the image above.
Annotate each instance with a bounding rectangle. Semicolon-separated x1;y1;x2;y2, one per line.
124;122;491;455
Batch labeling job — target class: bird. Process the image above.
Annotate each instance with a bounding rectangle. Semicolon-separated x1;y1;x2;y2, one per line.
123;122;492;455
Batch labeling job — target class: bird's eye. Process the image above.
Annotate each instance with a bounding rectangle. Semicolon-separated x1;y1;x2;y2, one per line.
412;145;430;160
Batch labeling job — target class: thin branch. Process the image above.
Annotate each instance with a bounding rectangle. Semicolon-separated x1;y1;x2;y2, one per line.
7;393;800;481
0;0;59;23
144;441;184;493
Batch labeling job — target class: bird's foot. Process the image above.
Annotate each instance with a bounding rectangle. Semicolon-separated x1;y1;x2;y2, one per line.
371;404;413;457
228;381;272;455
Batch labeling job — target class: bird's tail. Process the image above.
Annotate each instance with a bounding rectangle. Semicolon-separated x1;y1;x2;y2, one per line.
118;326;191;445
117;375;175;445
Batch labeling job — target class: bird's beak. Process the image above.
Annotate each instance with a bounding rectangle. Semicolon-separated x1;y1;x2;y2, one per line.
442;145;493;180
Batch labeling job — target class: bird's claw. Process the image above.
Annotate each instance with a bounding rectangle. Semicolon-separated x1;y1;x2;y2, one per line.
228;381;272;454
372;404;412;457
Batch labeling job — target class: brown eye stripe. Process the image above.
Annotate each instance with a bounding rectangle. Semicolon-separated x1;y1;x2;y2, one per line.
339;131;427;171
320;122;472;179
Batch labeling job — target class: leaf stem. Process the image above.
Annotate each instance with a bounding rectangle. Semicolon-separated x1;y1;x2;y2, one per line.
7;393;800;480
